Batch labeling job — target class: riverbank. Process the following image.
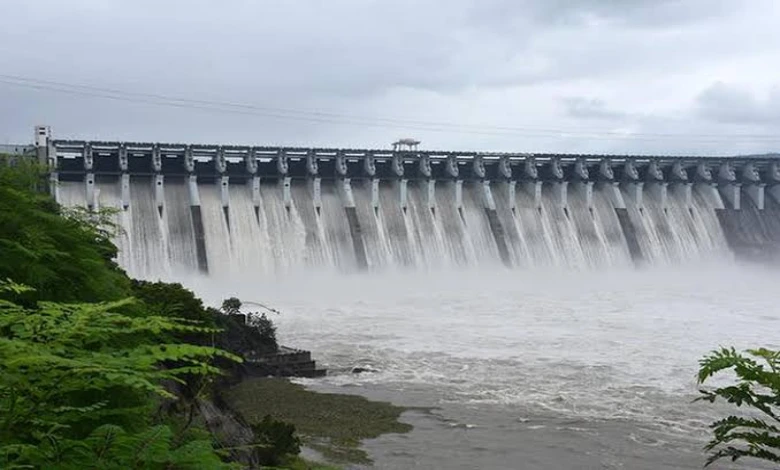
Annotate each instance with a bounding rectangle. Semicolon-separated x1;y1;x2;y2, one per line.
284;379;780;470
226;378;413;466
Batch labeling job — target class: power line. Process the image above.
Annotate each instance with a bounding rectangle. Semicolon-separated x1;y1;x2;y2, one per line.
3;73;776;139
1;74;779;144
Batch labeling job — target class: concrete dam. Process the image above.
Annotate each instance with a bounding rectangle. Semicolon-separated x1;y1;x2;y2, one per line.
42;135;780;279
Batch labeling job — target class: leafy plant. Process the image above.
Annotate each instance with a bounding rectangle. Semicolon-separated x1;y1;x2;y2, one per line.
4;424;233;470
221;297;243;316
0;154;47;193
697;347;780;466
252;415;302;467
0;179;129;303
0;280;241;469
61;205;125;250
0;156;311;469
214;298;278;358
247;313;278;355
130;280;216;327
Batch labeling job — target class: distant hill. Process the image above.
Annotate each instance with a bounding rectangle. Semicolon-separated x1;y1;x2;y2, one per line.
736;152;780;158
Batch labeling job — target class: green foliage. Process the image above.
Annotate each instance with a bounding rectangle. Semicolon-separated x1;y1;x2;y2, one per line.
4;424;233;470
221;297;242;316
213;303;278;358
247;313;278;355
130;280;215;327
252;415;301;467
0;159;311;468
697;347;780;466
61;205;125;254
0;165;129;302
128;280;226;411
0;280;241;469
0;154;47;193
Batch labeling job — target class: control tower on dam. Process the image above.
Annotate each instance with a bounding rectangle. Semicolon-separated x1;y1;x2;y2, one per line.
34;127;780;278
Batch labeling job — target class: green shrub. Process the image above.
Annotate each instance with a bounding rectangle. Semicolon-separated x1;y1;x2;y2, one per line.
0;178;129;303
697;347;780;466
213;298;278;358
0;280;241;469
131;280;215;327
252;415;302;467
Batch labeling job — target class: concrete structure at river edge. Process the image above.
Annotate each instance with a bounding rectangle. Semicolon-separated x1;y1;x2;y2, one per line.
31;125;780;271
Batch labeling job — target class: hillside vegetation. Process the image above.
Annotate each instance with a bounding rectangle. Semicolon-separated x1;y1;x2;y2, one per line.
0;156;332;469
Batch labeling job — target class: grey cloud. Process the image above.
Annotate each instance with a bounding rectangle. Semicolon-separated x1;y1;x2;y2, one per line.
695;83;780;125
1;0;779;156
562;97;627;120
468;0;738;30
0;0;755;99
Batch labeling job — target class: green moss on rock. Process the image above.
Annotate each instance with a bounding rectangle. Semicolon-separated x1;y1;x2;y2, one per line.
226;378;412;465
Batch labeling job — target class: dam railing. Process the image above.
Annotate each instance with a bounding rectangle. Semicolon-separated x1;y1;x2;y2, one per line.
43;137;780;212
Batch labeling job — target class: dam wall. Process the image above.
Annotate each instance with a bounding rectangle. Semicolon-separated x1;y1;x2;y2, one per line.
43;137;780;278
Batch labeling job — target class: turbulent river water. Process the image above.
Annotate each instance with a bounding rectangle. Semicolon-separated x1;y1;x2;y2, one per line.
58;178;778;469
188;264;778;470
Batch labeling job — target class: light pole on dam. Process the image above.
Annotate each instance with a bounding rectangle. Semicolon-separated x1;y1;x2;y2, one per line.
36;126;780;270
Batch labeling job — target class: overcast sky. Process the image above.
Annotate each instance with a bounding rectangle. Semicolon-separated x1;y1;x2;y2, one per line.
2;0;780;155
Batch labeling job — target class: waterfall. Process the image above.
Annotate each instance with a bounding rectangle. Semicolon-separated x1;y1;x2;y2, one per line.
57;177;734;280
163;180;199;276
621;185;729;265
